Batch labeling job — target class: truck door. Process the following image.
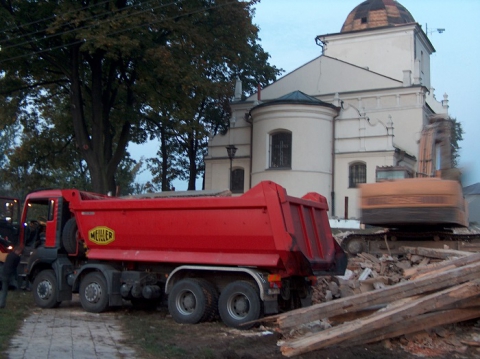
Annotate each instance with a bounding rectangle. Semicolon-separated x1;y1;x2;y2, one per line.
23;198;56;248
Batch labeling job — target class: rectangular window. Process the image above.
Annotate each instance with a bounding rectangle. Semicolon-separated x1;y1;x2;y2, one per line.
231;168;245;194
270;132;292;168
349;163;366;188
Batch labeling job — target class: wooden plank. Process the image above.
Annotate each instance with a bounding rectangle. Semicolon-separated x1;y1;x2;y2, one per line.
400;246;472;259
281;280;480;357
347;307;480;346
346;295;480;346
403;252;480;279
264;260;480;332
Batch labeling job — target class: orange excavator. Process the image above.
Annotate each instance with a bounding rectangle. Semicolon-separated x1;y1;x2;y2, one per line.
341;115;479;255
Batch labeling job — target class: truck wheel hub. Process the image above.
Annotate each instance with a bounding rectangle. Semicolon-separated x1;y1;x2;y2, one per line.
37;280;53;300
228;294;249;318
85;283;102;303
178;292;196;313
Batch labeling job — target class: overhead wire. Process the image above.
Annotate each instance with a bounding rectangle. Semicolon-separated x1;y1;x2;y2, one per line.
0;0;240;64
0;0;173;50
0;0;112;35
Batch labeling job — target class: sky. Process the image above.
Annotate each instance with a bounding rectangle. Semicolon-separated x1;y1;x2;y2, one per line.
132;0;480;189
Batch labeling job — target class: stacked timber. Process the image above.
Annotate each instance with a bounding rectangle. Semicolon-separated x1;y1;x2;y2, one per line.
263;247;480;357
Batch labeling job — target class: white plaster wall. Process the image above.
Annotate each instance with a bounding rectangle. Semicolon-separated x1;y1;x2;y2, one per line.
204;157;251;193
247;56;401;102
319;25;433;88
249;103;336;201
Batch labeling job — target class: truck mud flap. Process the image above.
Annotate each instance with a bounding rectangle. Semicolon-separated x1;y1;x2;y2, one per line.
52;257;74;302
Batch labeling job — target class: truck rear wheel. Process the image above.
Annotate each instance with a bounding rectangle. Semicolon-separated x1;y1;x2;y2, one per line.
168;279;207;324
79;272;109;313
198;280;218;322
32;270;61;308
218;281;261;329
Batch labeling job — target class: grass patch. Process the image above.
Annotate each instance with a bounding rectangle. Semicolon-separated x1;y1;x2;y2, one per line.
119;308;189;359
0;289;35;354
118;306;232;359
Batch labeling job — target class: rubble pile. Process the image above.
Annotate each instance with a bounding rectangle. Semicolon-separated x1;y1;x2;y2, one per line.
264;247;480;357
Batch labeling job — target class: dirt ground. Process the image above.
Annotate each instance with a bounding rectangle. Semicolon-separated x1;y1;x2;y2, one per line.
123;305;480;359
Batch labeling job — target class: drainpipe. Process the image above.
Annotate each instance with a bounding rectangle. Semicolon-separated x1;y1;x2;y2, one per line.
246;112;253;190
331;114;336;217
331;95;342;217
244;85;262;190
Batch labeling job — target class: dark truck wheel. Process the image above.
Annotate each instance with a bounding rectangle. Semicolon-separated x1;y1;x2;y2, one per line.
198;279;219;322
218;281;261;329
62;218;79;254
80;272;109;313
32;270;61;308
168;279;208;324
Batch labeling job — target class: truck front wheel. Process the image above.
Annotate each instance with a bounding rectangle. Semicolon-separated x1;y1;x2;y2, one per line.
33;270;61;308
218;281;261;329
79;272;109;313
168;279;207;324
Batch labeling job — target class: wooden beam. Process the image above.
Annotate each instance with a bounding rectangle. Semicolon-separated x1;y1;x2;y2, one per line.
400;246;472;259
403;252;480;279
347;306;480;346
281;280;480;357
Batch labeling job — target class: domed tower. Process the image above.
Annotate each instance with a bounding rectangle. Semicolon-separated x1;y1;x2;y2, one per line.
341;0;415;32
317;0;433;87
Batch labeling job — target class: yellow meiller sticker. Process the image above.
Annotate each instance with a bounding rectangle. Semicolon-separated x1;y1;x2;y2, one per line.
88;226;115;245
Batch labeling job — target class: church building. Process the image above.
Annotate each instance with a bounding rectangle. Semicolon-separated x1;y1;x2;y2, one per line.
204;0;450;220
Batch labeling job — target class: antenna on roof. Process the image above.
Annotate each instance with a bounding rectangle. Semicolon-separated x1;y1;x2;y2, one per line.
426;23;446;36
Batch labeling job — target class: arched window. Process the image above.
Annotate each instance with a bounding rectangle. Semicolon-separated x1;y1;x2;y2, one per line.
270;131;292;169
349;162;366;188
231;168;245;194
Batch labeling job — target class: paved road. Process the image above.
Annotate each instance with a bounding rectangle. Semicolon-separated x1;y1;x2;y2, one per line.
6;296;139;359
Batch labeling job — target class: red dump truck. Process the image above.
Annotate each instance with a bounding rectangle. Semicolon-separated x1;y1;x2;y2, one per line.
18;181;346;328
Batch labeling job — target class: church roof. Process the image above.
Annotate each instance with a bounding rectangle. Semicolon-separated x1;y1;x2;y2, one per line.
277;91;326;103
341;0;415;33
253;91;338;110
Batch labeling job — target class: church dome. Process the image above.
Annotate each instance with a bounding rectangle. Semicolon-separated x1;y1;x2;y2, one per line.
341;0;415;33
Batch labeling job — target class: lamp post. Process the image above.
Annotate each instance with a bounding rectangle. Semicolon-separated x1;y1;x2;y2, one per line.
226;145;237;190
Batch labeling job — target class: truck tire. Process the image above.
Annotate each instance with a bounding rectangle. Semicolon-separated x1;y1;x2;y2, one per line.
79;272;109;313
62;218;79;254
218;281;261;329
168;279;207;324
198;280;218;322
32;269;61;308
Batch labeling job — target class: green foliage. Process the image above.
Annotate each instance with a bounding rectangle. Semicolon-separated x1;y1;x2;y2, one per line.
0;0;279;194
450;117;463;168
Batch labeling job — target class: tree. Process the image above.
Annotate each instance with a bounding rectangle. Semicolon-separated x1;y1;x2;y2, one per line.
141;1;281;190
450;117;463;168
0;0;279;194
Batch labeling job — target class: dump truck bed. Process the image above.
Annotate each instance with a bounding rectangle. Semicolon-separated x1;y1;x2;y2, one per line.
62;181;345;276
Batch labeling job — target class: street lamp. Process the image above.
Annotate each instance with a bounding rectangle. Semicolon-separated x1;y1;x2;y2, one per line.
226;145;237;190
